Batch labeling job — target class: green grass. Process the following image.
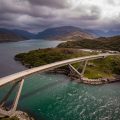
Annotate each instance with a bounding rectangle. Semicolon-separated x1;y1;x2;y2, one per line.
82;56;120;79
57;36;120;51
15;48;95;67
15;48;120;79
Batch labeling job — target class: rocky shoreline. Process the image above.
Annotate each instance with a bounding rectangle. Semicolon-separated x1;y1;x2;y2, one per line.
0;111;35;120
75;76;120;85
12;111;35;120
48;69;120;85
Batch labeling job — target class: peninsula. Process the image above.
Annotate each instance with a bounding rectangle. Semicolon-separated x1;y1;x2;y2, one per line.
15;48;120;81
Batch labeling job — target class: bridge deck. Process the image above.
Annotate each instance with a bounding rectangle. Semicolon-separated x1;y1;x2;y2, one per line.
0;53;118;87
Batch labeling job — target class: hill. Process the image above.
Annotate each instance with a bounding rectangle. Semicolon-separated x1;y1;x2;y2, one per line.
15;48;93;67
0;26;120;42
0;28;35;42
12;29;35;39
84;29;120;37
36;26;94;40
57;35;120;51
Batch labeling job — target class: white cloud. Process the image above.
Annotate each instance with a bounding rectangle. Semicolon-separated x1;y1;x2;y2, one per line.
69;0;120;19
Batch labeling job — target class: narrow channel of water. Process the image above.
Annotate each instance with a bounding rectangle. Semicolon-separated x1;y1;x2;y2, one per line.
18;73;120;120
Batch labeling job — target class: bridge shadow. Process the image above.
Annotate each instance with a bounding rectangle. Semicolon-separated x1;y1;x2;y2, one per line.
5;79;69;107
20;79;68;101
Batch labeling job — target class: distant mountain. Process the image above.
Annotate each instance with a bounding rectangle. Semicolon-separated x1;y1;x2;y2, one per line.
0;28;35;42
57;35;120;52
84;29;120;37
12;29;35;39
36;26;95;40
0;26;120;43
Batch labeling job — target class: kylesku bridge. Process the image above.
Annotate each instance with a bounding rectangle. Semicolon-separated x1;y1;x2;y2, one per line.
0;53;119;117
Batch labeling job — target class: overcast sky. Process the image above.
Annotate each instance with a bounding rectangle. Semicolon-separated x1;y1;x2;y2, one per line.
0;0;120;32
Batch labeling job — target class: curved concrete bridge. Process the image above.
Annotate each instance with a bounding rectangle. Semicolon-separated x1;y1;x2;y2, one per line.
0;53;118;117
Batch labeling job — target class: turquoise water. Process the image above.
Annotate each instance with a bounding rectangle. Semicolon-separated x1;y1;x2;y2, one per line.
0;40;120;120
19;74;120;120
1;73;120;120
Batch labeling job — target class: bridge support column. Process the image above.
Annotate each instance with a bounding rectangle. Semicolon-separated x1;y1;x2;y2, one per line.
68;60;88;81
68;64;82;80
0;82;19;108
0;79;24;117
81;60;88;77
11;79;24;113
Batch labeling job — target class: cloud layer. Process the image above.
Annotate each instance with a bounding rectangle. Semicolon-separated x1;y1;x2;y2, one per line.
0;0;120;32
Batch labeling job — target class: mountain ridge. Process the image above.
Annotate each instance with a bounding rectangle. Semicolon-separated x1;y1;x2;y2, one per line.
0;26;120;42
0;28;35;42
36;26;95;40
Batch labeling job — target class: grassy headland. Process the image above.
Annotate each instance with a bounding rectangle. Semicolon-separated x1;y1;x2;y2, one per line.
15;48;120;79
57;36;120;52
15;48;95;67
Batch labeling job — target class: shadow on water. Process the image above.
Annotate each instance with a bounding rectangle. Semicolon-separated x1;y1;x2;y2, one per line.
20;79;68;101
6;77;69;109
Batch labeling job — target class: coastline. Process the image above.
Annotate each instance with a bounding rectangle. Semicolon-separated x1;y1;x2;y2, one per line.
0;111;35;120
12;111;35;120
48;69;120;85
75;76;120;85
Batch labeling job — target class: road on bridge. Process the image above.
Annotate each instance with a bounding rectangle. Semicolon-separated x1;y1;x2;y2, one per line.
0;53;118;87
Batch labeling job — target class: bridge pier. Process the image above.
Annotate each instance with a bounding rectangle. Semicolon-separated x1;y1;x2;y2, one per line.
0;82;19;108
81;60;88;77
0;79;24;117
68;60;88;81
68;64;83;81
